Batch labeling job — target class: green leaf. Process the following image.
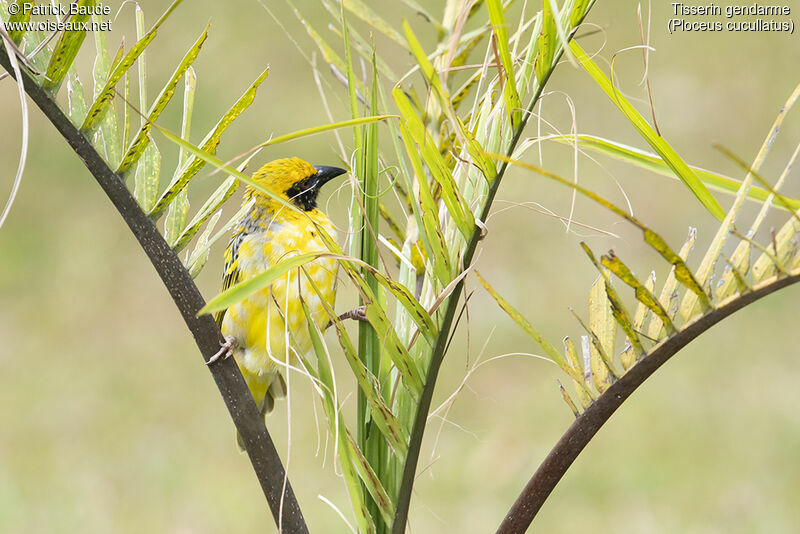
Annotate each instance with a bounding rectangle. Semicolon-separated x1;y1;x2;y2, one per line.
366;268;438;346
570;40;726;221
302;271;409;458
116;25;208;176
177;66;197;170
185;199;253;273
42;0;94;93
199;253;333;316
535;0;556;84
552;135;800;212
133;140;161;212
752;218;800;283
163;67;197;245
164;189;190;247
80;0;183;132
486;0;522;126
6;1;32;44
559;382;580;417
149;66;269;219
66;69;87;125
151;124;301;219
475;271;582;382
586;269;615;392
392;84;475;241
570;0;592;27
342;0;408;49
626;269;656;368
171;175;238;253
647;227;696;339
186;210;220;278
93;39;124;168
299;299;374;533
364;304;423;396
600;251;676;335
490;153;713;313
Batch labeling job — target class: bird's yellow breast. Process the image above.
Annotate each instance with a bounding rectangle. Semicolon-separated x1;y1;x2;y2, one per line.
221;209;338;380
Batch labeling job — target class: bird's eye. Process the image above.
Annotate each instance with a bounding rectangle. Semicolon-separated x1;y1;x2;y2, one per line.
300;179;310;189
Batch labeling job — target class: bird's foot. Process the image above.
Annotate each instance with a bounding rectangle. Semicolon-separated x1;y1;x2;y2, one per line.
337;305;368;323
207;335;236;366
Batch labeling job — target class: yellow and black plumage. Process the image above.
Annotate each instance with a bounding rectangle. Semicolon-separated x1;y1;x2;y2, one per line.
214;157;346;422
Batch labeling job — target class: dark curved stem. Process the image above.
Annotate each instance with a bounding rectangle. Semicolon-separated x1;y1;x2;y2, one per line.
0;48;308;534
390;7;599;531
496;272;800;534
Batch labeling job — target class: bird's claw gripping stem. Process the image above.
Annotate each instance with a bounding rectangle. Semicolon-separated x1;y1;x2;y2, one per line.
207;335;236;365
325;305;369;329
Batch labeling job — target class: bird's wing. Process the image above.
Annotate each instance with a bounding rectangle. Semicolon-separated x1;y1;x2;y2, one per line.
215;231;244;328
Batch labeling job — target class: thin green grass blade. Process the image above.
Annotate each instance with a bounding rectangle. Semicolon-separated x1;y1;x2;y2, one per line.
41;0;93;93
344;429;395;525
364;267;438;346
117;25;208;176
342;0;407;49
257;116;395;148
569;40;726;221
135;4;147;125
552;135;800;211
81;0;183;132
300;297;373;533
399;0;445;36
475;271;582;381
517;11;543;96
570;0;591;26
287;1;368;98
535;0;556;84
198;253;333;316
486;0;522;126
393;110;451;285
149;66;269;219
491;153;713;312
302;271;409;457
152;122;304;220
392;81;474;240
320;3;399;82
364;304;423;396
559;382;580;416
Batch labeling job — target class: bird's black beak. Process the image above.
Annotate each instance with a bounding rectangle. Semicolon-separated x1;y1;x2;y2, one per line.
314;165;348;188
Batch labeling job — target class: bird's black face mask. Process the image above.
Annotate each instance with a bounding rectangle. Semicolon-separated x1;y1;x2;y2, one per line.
285;165;347;211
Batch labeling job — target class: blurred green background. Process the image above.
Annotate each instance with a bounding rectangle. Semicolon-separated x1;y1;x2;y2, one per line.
1;1;799;532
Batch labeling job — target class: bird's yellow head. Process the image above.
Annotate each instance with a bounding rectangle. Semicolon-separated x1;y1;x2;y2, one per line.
245;157;347;212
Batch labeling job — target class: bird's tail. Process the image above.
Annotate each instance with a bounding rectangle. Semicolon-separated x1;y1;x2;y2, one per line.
236;371;287;451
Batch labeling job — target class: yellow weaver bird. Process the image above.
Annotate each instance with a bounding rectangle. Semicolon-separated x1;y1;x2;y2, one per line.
211;157;347;427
